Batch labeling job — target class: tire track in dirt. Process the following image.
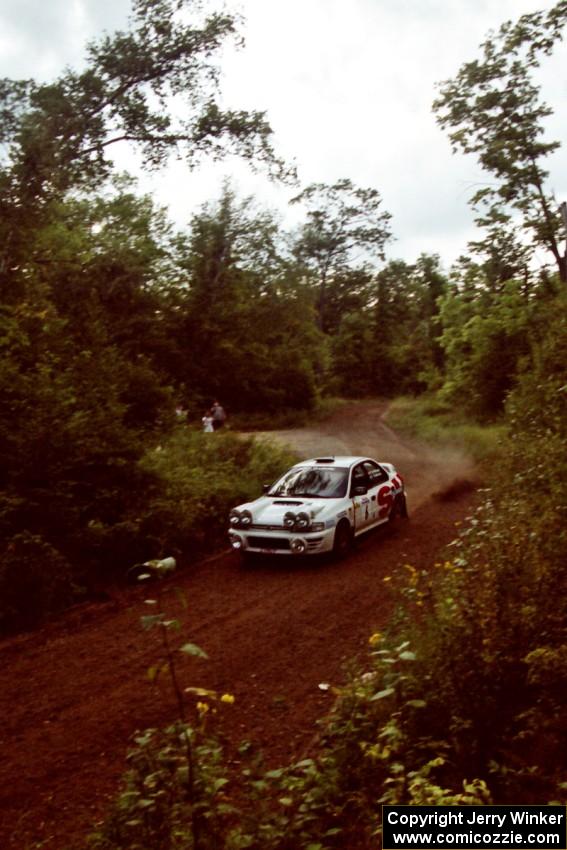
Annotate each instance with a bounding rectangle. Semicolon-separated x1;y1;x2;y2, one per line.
0;401;478;849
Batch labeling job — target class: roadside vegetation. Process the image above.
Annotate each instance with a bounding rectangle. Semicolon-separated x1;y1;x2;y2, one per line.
1;0;567;845
385;396;505;465
228;397;347;433
139;430;297;561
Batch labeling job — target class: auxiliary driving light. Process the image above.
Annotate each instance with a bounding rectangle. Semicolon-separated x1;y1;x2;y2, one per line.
290;538;306;554
229;534;243;550
283;511;296;529
295;511;310;530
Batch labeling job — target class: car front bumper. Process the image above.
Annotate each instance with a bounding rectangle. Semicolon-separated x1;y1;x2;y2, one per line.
228;525;337;555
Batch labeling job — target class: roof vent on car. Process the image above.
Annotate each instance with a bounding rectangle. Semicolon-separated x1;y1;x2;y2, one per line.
315;457;335;463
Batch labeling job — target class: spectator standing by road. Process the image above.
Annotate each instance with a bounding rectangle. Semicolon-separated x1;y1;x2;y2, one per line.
211;400;227;431
202;409;214;432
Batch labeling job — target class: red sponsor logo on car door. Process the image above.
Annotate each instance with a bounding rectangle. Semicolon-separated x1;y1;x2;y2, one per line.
377;484;393;519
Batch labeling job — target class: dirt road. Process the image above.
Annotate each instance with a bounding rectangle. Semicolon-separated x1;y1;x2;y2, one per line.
0;401;476;848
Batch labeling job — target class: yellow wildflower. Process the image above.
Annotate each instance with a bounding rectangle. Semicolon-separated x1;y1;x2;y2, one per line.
220;693;235;704
368;632;383;647
196;701;210;715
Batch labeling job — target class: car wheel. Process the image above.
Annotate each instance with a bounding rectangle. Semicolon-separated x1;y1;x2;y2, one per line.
390;493;408;521
333;520;353;559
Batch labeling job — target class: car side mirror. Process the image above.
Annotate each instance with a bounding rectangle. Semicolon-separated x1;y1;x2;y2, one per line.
262;483;271;494
353;485;368;496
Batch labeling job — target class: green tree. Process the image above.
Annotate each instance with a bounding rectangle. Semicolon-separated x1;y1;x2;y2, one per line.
0;293;159;606
312;267;374;337
372;256;448;395
2;0;289;201
414;253;447;373
330;256;447;398
438;280;532;418
290;179;392;332
331;311;376;397
174;183;325;412
433;2;567;282
466;215;536;292
0;0;292;307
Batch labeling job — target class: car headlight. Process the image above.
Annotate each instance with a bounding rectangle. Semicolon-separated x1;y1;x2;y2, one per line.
240;509;252;527
229;509;242;527
283;511;296;529
295;511;311;530
310;522;325;532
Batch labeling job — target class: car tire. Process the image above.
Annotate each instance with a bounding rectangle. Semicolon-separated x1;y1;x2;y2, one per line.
390;493;408;521
333;520;353;559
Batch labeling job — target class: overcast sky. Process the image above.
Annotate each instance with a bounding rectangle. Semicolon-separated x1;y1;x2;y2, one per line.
1;0;566;268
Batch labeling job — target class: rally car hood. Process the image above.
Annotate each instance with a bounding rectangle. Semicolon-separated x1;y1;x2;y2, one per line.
241;495;337;524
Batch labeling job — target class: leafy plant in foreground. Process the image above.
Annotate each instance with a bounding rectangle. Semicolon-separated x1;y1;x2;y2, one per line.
90;561;238;850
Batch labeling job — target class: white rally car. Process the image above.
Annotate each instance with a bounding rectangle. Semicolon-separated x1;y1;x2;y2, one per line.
228;456;407;558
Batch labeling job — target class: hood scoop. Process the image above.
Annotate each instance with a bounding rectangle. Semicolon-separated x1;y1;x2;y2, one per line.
272;500;304;506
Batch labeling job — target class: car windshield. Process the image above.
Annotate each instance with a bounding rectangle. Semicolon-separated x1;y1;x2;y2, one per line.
269;466;348;499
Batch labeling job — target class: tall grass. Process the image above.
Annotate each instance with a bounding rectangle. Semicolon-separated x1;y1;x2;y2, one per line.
385;395;506;463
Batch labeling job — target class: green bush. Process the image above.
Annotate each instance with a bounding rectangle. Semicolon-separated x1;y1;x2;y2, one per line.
138;429;297;557
0;533;75;631
0;419;296;632
89;722;236;850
